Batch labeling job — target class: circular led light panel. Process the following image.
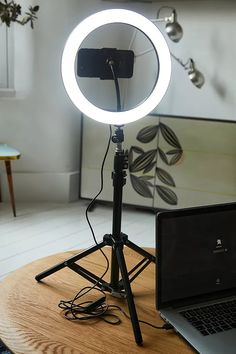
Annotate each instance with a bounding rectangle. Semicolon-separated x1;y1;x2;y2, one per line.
61;9;171;125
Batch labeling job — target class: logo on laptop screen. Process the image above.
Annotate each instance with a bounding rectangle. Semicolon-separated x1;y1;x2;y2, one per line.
213;237;228;254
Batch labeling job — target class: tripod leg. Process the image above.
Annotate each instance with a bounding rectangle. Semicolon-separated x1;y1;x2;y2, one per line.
35;241;106;281
115;245;143;345
125;239;156;263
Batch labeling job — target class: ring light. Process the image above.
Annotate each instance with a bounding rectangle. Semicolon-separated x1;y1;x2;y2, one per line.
39;9;169;345
61;9;171;125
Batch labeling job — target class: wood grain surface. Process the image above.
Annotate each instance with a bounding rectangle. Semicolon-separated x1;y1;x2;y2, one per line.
0;247;194;354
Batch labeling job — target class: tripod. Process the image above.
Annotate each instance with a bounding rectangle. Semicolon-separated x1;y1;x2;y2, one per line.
35;126;156;345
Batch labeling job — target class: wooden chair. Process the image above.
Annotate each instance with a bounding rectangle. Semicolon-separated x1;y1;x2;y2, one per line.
0;144;21;217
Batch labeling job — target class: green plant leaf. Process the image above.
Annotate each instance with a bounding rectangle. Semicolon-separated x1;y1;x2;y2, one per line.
156;167;175;187
0;1;39;28
136;125;159;143
130;174;153;198
129;149;156;173
32;5;40;12
156;185;178;205
160;123;182;149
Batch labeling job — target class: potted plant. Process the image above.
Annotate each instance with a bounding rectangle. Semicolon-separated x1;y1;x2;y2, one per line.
0;0;39;28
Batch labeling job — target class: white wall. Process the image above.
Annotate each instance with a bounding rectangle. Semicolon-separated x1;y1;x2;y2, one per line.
0;0;80;201
124;1;236;121
0;0;151;202
0;0;235;203
0;0;99;202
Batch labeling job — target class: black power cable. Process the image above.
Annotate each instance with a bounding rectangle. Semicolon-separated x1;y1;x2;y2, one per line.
108;60;121;112
59;291;173;330
59;124;113;322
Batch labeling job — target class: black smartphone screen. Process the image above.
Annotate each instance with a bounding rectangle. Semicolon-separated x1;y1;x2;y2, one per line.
77;48;134;79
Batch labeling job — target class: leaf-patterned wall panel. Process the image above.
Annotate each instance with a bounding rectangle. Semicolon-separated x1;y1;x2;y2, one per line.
128;115;183;207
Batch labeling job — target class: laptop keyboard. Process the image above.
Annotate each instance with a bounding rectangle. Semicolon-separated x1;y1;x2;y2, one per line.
180;299;236;336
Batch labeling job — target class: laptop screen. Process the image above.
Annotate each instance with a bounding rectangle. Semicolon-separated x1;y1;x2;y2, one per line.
157;203;236;309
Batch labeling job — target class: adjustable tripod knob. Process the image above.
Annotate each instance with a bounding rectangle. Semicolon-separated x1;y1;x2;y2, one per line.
112;127;124;144
123;162;128;170
123;149;129;170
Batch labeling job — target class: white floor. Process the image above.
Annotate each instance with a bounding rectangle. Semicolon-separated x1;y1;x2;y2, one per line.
0;200;155;281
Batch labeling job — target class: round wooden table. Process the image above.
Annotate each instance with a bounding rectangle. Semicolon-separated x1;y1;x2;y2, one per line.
0;248;193;354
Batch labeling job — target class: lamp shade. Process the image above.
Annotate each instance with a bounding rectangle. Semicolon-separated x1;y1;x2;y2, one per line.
165;21;183;43
165;9;183;43
188;59;205;89
61;9;171;125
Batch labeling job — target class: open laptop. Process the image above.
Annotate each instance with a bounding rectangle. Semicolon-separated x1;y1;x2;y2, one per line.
156;203;236;354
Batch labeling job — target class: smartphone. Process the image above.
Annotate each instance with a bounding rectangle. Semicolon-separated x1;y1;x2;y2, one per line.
77;48;134;80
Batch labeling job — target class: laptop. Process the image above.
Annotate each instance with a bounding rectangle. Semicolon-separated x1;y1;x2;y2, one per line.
156;203;236;354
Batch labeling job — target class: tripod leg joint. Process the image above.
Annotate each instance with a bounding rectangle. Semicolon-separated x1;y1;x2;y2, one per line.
103;234;113;245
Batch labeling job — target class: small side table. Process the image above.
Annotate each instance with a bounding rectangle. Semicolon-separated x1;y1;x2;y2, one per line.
0;144;21;217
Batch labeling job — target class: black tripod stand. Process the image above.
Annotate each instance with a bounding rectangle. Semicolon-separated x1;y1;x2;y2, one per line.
35;126;156;345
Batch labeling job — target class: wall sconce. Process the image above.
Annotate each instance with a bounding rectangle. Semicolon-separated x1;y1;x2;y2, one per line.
171;53;205;88
154;6;183;43
187;59;205;88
